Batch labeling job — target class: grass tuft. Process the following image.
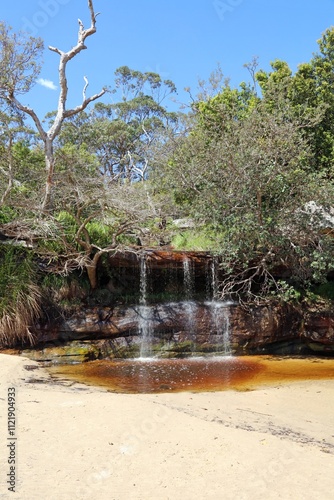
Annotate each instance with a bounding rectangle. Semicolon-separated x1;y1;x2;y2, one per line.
0;247;42;347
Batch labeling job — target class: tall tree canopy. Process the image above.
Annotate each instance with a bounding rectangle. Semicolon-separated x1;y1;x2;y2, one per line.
0;10;333;325
153;55;334;300
56;66;178;183
256;26;334;179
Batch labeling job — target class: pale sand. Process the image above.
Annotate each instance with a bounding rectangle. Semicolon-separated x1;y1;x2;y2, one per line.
0;353;334;500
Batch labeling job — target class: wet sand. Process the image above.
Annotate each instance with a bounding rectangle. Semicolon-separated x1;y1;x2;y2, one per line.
0;353;334;499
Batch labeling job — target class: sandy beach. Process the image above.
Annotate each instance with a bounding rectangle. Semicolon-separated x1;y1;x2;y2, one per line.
1;353;334;500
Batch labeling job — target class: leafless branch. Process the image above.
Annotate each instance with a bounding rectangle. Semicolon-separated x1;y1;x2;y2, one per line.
83;76;89;101
7;95;46;140
220;249;281;307
48;0;106;140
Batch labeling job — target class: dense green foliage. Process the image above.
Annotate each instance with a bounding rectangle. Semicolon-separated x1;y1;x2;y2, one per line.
0;21;334;344
151;30;334;301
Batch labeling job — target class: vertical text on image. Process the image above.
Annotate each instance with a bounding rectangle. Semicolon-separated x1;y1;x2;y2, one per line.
7;387;17;493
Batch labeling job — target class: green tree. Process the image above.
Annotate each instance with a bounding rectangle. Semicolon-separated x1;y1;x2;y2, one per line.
0;22;43;98
0;105;44;207
57;66;178;183
256;27;334;179
155;80;334;301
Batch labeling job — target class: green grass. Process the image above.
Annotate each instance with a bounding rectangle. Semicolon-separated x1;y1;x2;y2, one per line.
0;247;41;346
171;229;221;251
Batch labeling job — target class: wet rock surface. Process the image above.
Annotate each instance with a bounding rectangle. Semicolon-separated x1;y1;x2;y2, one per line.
10;249;334;363
19;301;334;363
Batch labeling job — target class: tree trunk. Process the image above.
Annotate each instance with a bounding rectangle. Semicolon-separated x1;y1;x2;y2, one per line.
43;138;54;210
86;262;98;290
256;190;263;226
0;135;14;205
8;1;106;213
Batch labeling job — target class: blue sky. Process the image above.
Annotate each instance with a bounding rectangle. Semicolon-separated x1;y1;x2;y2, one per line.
2;0;334;119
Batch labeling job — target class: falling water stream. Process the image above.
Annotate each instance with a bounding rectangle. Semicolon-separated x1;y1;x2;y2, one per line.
52;252;333;394
138;255;153;359
207;256;232;355
207;301;232;354
137;254;232;357
182;257;198;347
183;257;195;300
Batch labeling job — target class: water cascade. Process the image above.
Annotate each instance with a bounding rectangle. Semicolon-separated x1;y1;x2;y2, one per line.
208;301;231;354
138;255;153;358
137;253;232;357
211;256;219;300
183;256;195;300
207;257;232;355
182;257;198;349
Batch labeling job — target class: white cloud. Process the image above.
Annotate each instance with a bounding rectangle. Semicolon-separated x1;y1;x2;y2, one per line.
37;78;57;91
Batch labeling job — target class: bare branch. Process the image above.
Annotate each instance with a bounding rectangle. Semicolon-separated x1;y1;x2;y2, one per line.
48;0;105;140
7;95;46;140
48;46;63;56
83;76;89;101
74;210;101;250
63;88;107;120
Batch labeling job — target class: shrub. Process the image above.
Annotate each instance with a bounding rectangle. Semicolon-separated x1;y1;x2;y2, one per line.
0;246;41;346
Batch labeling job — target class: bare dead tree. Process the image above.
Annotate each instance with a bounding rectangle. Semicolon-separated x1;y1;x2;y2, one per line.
7;0;106;210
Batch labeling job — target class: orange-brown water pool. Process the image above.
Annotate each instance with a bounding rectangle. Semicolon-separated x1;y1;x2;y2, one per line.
48;355;334;394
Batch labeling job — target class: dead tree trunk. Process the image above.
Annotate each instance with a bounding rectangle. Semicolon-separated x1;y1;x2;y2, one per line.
44;137;55;209
7;0;106;211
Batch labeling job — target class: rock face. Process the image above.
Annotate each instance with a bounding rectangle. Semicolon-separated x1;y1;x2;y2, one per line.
21;300;334;363
108;249;212;270
302;311;334;352
33;301;231;350
228;303;304;352
14;249;334;363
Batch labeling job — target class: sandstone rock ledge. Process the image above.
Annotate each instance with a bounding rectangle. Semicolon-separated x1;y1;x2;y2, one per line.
16;301;334;363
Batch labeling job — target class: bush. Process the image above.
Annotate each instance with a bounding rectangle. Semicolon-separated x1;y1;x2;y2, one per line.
0;246;41;346
313;282;334;300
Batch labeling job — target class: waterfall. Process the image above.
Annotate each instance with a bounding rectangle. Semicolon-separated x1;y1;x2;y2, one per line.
135;252;232;358
138;255;153;358
139;256;148;306
183;257;197;348
206;257;232;355
183;257;195;300
209;301;231;355
211;256;219;300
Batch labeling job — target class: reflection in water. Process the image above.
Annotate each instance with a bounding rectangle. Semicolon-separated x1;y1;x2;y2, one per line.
48;355;334;394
